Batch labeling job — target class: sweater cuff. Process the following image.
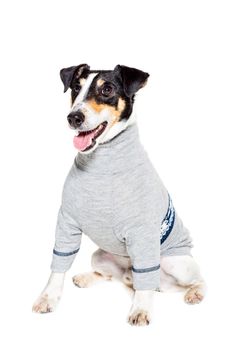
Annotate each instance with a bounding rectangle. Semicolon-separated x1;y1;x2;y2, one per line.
132;264;160;290
50;248;79;273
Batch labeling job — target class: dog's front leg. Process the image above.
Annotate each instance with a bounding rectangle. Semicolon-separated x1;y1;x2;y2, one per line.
32;272;65;313
128;290;154;326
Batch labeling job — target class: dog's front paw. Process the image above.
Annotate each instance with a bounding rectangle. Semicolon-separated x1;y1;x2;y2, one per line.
32;294;59;313
128;309;151;326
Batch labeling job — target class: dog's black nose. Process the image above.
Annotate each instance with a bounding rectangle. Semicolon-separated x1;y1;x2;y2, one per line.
67;111;85;128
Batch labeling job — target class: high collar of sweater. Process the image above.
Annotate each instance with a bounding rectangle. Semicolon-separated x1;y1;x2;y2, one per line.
75;123;148;175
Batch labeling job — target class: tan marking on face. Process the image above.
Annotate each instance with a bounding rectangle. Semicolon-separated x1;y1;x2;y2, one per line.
117;98;126;113
86;98;126;127
96;79;105;87
79;78;86;86
86;98;125;116
110;98;126;127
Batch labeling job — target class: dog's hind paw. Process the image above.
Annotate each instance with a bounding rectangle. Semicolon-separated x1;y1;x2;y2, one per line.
128;309;151;326
32;294;59;313
73;273;96;288
184;285;204;305
72;272;111;288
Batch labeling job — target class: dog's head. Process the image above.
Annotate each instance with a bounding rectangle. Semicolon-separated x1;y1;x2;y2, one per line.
60;64;149;153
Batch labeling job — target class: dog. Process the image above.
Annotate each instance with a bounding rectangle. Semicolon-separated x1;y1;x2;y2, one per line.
32;64;206;326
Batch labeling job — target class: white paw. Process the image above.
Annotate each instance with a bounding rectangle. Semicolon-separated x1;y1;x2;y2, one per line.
184;286;204;305
32;294;60;313
128;309;151;326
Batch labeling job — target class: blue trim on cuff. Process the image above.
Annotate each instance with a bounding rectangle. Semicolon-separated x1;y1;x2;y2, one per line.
160;194;176;244
132;264;160;273
53;248;80;257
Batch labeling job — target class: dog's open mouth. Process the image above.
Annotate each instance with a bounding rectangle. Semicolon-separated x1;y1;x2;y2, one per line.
73;122;108;152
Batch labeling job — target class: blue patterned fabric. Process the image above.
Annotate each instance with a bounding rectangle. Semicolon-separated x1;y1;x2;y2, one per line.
160;196;175;244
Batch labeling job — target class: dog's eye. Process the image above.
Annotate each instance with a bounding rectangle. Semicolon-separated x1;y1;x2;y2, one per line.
101;84;114;97
73;84;81;93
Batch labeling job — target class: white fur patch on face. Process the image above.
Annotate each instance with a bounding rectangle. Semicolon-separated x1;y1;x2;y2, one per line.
72;73;97;109
100;113;137;144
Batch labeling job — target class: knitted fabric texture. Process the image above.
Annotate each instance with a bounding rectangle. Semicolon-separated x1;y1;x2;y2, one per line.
51;124;192;290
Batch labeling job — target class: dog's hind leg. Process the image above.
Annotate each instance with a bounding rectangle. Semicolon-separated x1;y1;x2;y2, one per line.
161;255;206;304
73;249;131;288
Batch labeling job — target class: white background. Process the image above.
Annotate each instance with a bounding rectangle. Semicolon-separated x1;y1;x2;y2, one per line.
0;0;232;349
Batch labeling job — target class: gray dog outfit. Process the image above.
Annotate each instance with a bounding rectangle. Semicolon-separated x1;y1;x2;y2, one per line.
51;124;192;290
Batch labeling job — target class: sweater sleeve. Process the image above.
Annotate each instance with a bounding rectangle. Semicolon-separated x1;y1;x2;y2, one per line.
126;221;161;291
50;206;82;273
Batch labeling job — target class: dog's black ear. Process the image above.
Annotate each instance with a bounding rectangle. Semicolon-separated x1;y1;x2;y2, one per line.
60;64;90;92
114;65;149;97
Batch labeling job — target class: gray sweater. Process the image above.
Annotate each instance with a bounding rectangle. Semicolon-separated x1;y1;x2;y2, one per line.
51;124;192;290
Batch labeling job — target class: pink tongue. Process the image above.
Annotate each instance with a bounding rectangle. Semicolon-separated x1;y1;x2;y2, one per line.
73;130;96;151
